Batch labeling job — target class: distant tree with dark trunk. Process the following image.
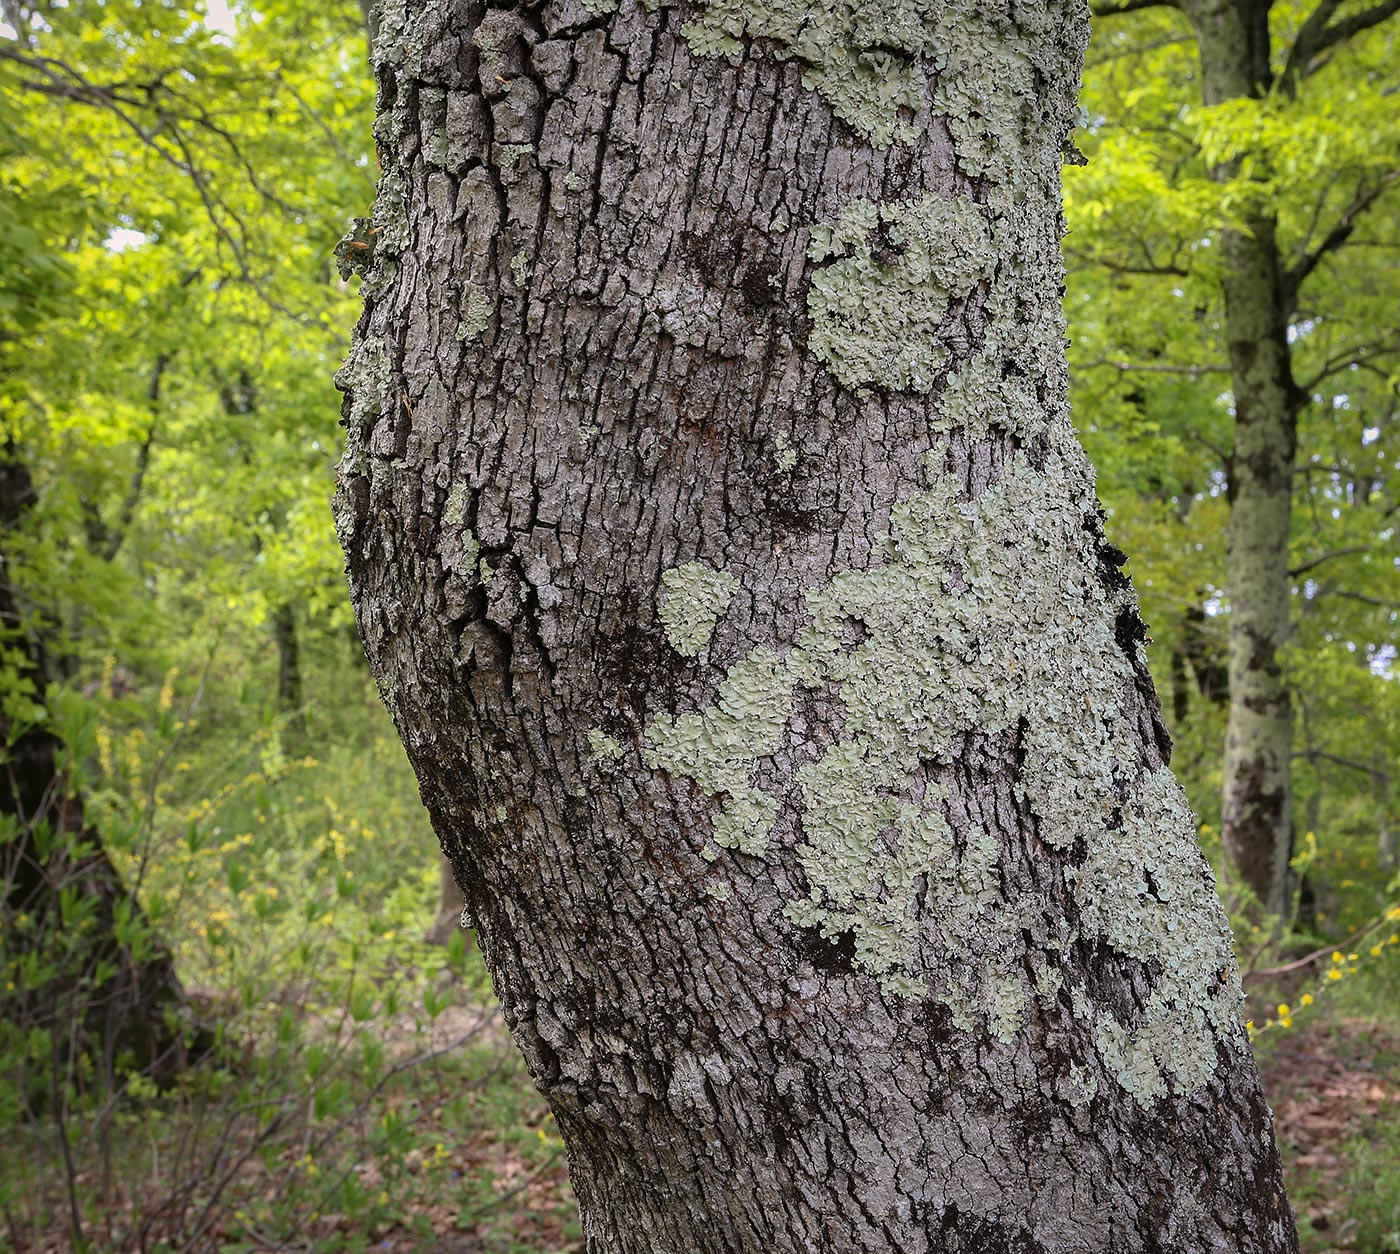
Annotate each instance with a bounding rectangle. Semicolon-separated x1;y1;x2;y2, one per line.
1;452;197;1094
336;0;1297;1248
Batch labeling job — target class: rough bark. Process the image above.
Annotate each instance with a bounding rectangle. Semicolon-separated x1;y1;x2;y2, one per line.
1181;0;1301;920
336;0;1296;1249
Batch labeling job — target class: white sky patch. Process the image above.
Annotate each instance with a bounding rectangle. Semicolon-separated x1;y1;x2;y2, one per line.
205;0;236;36
106;228;149;252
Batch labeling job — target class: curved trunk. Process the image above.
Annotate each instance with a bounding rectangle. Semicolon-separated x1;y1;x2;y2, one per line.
336;1;1296;1249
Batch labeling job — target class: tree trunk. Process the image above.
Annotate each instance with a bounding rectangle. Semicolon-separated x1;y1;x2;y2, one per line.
1181;0;1301;921
0;452;200;1089
1218;211;1298;920
336;1;1296;1248
425;852;470;946
273;601;307;739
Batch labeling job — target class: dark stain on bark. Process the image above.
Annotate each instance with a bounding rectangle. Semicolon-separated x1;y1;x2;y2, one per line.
793;923;859;975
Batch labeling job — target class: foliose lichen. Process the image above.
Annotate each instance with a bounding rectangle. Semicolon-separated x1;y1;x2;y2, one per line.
456;289;493;341
333;335;392;432
680;0;932;147
639;443;1246;1103
497;142;533;170
679;0;1072;180
657;562;739;657
775;430;797;471
586;729;625;763
806;193;994;394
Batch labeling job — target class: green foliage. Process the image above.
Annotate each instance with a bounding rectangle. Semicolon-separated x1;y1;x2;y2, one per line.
1067;1;1400;932
0;0;1398;1246
0;2;577;1248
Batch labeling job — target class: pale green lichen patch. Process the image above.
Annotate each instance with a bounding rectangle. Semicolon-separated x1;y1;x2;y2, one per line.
456;289;493;341
334;334;392;431
643;647;793;855
639;441;1245;1098
775;430;797;471
679;0;1072;179
425;128;450;168
658;562;739;656
586;729;625;764
805;193;994;394
497;143;533;170
1082;768;1245;1104
681;0;931;147
443;484;470;529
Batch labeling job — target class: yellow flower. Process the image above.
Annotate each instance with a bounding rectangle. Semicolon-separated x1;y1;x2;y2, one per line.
1301;993;1314;1006
1327;968;1343;981
1371;944;1383;958
1332;952;1344;964
1279;1016;1292;1029
1276;1003;1291;1017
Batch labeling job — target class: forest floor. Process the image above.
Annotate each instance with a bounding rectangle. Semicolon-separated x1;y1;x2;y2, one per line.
1261;1018;1400;1253
12;1007;1400;1251
377;1010;1400;1254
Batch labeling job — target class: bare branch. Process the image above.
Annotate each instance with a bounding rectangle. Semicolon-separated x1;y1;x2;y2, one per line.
1282;0;1400;90
1284;171;1400;307
1299;333;1400;392
1076;357;1231;376
1288;545;1369;577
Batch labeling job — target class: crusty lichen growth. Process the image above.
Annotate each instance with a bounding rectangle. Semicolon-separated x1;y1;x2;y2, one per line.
657;562;739;657
640;440;1246;1104
456;289;493;341
586;729;625;764
681;0;1078;177
334;335;392;435
806;194;994;394
683;0;1085;398
681;0;930;147
774;430;797;471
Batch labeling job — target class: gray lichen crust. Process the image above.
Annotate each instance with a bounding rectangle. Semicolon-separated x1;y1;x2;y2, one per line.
642;439;1246;1103
680;0;1075;175
657;562;739;656
806;194;994;393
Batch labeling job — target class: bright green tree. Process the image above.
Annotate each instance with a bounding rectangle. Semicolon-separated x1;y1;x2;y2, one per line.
1069;0;1400;922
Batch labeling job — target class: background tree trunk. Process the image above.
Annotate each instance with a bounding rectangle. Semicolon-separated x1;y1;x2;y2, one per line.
337;0;1296;1248
1180;0;1301;920
274;602;307;740
425;852;469;946
0;451;199;1087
